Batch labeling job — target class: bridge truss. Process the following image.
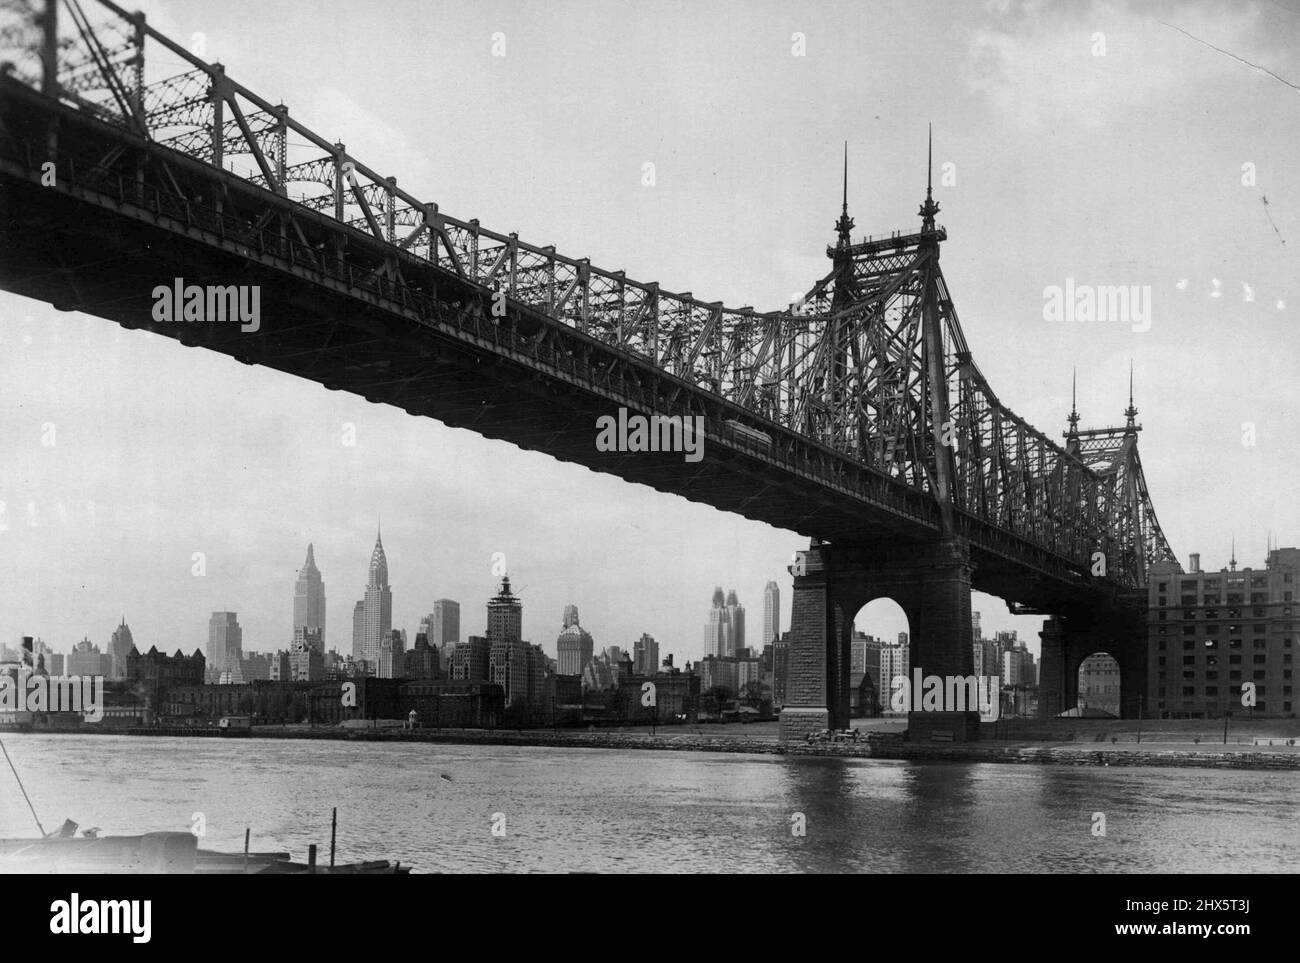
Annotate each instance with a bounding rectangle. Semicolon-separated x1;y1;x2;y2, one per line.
0;0;1178;593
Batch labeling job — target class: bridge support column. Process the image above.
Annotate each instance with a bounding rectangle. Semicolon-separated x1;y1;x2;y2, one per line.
904;537;980;743
778;536;979;743
778;542;849;741
1038;608;1148;720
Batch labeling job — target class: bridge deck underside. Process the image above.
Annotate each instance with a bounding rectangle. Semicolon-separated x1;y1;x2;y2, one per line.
0;84;1117;611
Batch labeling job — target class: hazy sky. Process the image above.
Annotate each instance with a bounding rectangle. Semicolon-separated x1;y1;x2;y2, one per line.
2;0;1297;665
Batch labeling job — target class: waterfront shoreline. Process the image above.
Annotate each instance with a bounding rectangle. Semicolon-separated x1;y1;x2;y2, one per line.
17;724;1300;770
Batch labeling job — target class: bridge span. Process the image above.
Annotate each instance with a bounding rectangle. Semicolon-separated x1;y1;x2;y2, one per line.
0;0;1180;738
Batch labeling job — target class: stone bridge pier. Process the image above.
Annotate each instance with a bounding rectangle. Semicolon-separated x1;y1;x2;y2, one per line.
778;537;980;743
1037;606;1147;719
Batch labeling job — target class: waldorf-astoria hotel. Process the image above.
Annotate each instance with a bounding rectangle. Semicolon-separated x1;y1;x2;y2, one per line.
1148;547;1298;719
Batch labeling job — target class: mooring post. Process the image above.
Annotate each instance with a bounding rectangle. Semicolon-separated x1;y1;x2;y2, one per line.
330;807;337;868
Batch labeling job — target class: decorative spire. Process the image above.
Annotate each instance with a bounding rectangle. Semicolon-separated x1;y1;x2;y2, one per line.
918;124;940;233
1067;367;1080;437
367;527;388;588
1230;537;1237;572
1124;360;1138;431
834;141;854;248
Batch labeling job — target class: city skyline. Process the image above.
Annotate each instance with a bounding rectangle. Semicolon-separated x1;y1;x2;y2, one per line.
10;534;1294;668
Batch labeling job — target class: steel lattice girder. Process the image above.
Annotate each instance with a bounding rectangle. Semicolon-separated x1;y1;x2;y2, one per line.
0;0;1179;590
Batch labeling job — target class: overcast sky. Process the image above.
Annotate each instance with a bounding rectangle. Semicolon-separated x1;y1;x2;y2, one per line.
2;0;1297;665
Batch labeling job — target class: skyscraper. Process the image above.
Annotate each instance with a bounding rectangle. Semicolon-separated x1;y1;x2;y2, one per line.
293;543;326;646
208;612;242;678
726;590;745;654
481;576;545;709
378;629;404;679
109;617;134;680
352;601;365;660
763;581;780;646
632;632;659;675
704;587;745;657
556;604;594;676
352;529;393;672
420;599;461;663
704;587;729;657
487;576;522;641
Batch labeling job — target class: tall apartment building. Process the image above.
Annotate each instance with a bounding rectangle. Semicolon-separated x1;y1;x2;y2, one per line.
879;642;910;713
1148;548;1298;718
207;612;242;679
763;580;780;646
704;588;745;657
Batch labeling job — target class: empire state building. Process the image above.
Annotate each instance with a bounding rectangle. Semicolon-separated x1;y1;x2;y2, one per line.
293;543;326;647
352;528;392;671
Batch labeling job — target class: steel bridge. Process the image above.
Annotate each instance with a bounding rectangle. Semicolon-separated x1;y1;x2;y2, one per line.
0;0;1180;738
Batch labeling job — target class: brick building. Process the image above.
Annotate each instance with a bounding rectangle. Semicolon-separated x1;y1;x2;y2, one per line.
1148;548;1299;718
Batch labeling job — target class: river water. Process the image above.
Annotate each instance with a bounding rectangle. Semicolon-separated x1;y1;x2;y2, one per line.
2;735;1296;873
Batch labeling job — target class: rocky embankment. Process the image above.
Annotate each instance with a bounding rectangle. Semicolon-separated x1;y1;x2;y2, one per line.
247;726;1300;770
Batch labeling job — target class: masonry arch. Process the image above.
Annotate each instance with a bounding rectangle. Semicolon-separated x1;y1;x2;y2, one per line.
852;597;911;717
1073;651;1121;718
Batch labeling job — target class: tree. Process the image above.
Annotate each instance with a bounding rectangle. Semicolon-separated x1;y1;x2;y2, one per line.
740;682;769;711
700;686;733;720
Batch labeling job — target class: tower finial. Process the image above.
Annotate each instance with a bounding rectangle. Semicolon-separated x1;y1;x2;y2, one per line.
919;124;940;233
927;122;933;195
1124;360;1139;431
1067;367;1080;437
1230;536;1237;571
834;141;854;247
842;140;848;216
